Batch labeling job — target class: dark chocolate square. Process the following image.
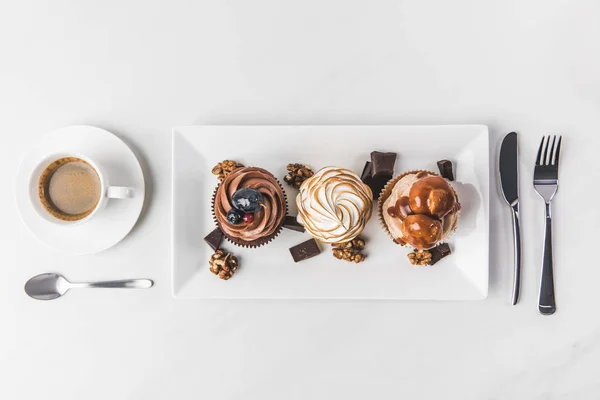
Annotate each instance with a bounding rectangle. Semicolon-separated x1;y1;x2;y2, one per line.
429;243;451;265
370;151;397;177
283;215;305;232
437;160;454;181
289;239;321;263
370;175;390;200
204;228;224;251
360;160;390;200
360;161;373;183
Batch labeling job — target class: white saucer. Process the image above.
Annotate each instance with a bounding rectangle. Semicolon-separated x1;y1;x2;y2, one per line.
16;126;145;255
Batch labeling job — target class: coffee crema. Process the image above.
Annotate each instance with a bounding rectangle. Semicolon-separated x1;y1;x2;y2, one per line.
38;157;102;221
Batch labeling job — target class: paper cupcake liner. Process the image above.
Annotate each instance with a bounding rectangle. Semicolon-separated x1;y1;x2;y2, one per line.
211;169;288;249
378;170;460;247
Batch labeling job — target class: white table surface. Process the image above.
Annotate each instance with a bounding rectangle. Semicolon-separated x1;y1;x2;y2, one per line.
2;1;599;399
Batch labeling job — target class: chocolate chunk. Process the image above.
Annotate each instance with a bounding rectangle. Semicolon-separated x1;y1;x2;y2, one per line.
437;160;454;181
370;151;397;177
360;161;373;183
428;243;451;265
204;228;224;251
368;152;396;200
283;215;305;232
360;160;389;200
289;239;321;263
370;175;391;200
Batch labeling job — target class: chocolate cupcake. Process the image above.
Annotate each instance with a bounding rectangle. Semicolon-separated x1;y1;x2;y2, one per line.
212;167;287;248
296;166;373;244
378;170;459;250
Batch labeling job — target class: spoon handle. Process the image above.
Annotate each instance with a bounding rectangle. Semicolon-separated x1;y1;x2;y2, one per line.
73;279;154;289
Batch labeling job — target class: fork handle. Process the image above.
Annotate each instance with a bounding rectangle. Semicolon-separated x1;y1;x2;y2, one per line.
539;202;556;315
510;203;521;305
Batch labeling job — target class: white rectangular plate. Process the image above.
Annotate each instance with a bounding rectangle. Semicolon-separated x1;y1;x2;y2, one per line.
172;126;489;299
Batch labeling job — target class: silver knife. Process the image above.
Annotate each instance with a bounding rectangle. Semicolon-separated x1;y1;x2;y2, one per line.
499;132;521;305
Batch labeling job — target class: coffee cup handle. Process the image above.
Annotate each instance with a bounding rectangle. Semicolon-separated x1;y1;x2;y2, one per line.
106;186;135;199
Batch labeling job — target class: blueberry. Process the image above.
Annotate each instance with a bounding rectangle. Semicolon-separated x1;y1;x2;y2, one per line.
231;188;264;213
226;208;244;225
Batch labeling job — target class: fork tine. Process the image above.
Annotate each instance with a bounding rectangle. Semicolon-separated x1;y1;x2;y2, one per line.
542;135;550;165
536;136;545;166
553;136;562;166
548;136;557;166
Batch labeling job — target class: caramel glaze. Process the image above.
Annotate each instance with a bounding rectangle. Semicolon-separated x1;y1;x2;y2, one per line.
409;176;456;218
387;196;412;219
393;238;406;245
385;173;459;250
401;214;443;249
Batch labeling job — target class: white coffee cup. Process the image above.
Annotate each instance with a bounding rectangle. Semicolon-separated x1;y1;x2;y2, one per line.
30;153;135;225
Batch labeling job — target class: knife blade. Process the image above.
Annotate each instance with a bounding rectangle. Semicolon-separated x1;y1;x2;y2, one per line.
499;132;521;305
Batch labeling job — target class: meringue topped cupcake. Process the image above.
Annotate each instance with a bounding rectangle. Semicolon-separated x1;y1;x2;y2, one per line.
296;166;373;244
213;167;287;247
379;171;459;250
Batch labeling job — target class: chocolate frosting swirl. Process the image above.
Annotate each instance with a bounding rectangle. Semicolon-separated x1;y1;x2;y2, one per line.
214;167;286;242
296;166;373;244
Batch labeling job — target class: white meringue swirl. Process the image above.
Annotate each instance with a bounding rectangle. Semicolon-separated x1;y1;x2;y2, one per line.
296;166;373;243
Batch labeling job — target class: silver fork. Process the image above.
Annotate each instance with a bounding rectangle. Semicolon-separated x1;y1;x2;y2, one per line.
534;135;562;315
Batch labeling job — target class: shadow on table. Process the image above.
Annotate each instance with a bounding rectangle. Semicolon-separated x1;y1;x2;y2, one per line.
100;127;154;239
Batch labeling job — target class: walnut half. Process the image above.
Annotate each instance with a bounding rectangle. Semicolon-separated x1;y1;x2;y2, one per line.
332;237;367;263
212;160;244;181
209;249;239;280
407;249;432;266
284;163;314;189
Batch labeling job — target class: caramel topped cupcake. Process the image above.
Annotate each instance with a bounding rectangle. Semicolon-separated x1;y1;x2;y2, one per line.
213;167;287;247
379;171;459;250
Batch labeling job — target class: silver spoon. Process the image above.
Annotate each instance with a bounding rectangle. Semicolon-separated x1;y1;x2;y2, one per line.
24;273;154;300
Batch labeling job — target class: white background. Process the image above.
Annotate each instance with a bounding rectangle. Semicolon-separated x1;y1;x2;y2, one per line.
2;1;600;399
